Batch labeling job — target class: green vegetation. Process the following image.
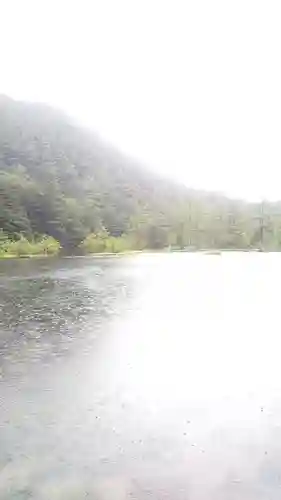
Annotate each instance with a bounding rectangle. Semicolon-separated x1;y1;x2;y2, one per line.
1;95;281;254
79;230;133;254
0;232;60;258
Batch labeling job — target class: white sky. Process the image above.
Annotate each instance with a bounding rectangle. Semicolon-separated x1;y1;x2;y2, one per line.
0;0;280;200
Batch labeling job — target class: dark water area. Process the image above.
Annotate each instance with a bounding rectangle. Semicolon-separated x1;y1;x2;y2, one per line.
1;253;281;499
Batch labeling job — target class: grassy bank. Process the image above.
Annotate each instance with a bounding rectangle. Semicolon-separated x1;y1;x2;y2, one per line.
0;231;137;259
4;229;246;260
0;234;61;259
0;230;151;260
79;231;136;254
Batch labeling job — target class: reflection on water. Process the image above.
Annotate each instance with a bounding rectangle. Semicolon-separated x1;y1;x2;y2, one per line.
1;253;281;499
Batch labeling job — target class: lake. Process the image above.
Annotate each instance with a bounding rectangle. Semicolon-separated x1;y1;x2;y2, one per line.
1;252;281;499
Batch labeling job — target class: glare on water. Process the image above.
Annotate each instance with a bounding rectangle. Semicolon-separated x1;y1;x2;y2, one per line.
1;253;281;499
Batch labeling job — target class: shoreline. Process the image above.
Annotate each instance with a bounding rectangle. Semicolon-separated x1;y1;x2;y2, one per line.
0;248;269;260
0;250;143;260
0;253;57;260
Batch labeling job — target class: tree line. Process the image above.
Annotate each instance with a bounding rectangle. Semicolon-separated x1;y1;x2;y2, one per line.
0;95;280;254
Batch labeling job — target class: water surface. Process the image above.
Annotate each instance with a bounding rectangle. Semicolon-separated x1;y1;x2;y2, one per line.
1;253;281;499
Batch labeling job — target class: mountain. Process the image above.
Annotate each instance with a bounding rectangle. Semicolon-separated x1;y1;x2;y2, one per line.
0;95;280;250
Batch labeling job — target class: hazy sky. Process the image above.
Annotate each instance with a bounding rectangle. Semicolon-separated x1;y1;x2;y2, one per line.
0;0;280;200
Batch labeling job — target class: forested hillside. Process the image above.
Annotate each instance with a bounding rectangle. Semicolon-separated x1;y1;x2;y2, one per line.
0;95;280;253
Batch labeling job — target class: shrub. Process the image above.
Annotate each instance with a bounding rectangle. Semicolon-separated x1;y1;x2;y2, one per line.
0;233;60;257
80;232;133;254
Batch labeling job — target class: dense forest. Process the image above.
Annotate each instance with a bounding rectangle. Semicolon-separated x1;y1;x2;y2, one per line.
0;95;280;255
